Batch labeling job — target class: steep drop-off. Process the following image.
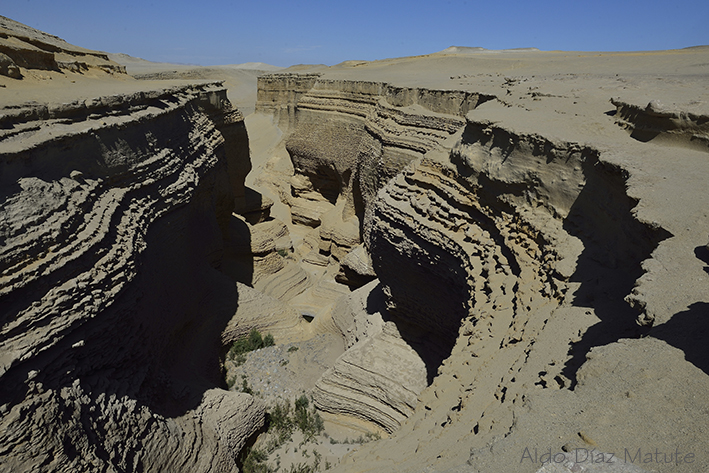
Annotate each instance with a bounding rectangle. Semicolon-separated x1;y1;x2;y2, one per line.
0;81;261;472
247;64;709;472
252;73;671;434
3;21;709;472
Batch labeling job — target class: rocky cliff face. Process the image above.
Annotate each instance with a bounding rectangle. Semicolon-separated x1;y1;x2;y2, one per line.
251;66;709;471
0;15;125;77
253;75;499;432
0;82;260;472
368;115;670;372
3;24;708;471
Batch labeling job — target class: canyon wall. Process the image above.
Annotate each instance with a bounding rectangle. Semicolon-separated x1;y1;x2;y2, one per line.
254;75;499;432
0;82;261;472
252;69;709;471
3;25;707;471
0;15;125;77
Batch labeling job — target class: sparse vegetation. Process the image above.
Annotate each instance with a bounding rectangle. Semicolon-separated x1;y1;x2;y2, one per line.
328;431;380;445
241;376;255;395
241;447;273;473
241;396;326;473
294;395;324;442
287;345;299;353
285;461;320;473
226;376;237;390
226;329;275;367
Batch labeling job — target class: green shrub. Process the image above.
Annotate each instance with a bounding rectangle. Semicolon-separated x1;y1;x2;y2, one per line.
268;401;294;444
233;353;246;366
263;333;275;347
241;447;273;473
226;376;237;390
241;378;254;395
227;329;275;366
240;396;327;473
249;329;263;348
295;395;309;412
286;461;319;473
294;395;324;440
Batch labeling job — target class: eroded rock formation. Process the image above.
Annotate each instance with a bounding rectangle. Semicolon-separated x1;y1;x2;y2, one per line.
0;80;261;471
3;18;709;473
0;15;125;77
247;57;709;472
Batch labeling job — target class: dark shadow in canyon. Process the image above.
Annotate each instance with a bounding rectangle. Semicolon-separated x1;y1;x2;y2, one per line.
650;302;709;376
559;154;672;389
696;244;709;276
365;283;454;385
367;212;474;384
221;214;255;285
0;188;251;433
0;95;258;470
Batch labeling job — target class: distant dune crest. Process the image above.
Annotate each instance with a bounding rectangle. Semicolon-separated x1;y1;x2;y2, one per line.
437;45;541;54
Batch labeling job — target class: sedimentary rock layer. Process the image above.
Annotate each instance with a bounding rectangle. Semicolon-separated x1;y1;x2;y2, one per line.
611;97;709;152
0;15;125;76
368;115;669;348
314;321;427;433
0;82;260;472
281;77;493;218
254;75;501;431
254;72;686;451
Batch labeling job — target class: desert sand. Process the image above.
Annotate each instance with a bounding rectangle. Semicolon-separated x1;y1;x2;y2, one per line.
1;13;708;473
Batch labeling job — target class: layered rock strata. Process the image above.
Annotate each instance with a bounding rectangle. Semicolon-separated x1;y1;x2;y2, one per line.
252;71;707;470
0;15;125;76
313;280;428;433
254;75;498;432
368;116;669;366
611;97;709;152
256;75;494;275
0;82;261;472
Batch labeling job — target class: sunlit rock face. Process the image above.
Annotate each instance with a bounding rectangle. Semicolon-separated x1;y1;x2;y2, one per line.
253;72;675;447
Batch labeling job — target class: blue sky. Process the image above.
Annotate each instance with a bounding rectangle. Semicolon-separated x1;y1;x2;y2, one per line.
4;0;708;67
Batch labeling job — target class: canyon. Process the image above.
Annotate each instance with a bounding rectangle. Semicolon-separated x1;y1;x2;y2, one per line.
1;15;709;473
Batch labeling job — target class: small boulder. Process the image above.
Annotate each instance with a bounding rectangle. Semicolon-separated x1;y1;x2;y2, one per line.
0;53;21;79
335;244;377;287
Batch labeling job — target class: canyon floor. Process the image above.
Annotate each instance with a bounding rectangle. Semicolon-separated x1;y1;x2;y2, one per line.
1;15;709;473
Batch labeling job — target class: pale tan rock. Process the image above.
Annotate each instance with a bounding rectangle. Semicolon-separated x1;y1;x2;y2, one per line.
0;43;260;470
251;51;709;473
330;279;385;348
0;52;20;78
249;218;290;255
0;15;125;74
319;206;361;260
290;196;335;227
313;322;427;433
4;16;709;473
303;249;331;267
253;258;311;301
222;282;310;345
335;244;377;287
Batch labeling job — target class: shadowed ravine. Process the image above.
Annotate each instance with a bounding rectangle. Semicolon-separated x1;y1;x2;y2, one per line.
2;16;709;473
